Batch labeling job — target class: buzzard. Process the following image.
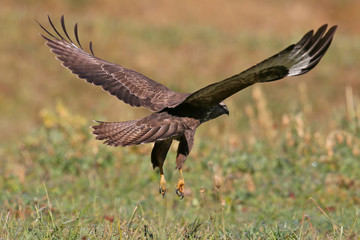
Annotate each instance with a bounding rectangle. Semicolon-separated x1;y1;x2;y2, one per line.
39;16;337;198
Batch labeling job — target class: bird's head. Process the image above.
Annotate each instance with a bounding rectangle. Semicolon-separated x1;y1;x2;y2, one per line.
208;102;229;121
203;102;229;122
219;102;229;116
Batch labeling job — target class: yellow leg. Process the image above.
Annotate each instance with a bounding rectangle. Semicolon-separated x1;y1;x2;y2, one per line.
159;173;166;197
175;169;185;199
151;140;172;198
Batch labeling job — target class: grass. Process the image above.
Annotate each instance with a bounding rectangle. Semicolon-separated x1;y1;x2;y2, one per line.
1;0;360;239
1;87;359;239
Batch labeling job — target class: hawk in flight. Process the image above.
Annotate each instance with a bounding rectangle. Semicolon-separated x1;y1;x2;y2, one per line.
39;16;337;198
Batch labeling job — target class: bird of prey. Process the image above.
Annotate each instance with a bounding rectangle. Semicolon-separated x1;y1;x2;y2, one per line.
38;15;337;199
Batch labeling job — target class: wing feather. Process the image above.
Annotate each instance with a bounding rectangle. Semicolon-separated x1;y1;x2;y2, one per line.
38;15;188;112
180;24;337;107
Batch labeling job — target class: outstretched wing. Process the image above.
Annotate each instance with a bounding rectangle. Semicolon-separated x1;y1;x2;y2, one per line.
181;24;337;107
38;15;188;112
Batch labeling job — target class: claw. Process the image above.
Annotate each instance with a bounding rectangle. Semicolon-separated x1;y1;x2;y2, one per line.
175;188;184;199
175;170;185;199
159;174;166;198
159;187;166;198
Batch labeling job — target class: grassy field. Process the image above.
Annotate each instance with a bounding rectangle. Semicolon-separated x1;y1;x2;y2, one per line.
1;0;360;239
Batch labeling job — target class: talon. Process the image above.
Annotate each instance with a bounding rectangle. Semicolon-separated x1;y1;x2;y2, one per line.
159;185;166;197
175;169;185;199
159;174;166;198
175;188;184;199
159;187;166;197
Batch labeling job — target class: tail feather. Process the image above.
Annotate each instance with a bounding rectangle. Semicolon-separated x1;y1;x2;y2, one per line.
92;120;139;146
92;112;191;147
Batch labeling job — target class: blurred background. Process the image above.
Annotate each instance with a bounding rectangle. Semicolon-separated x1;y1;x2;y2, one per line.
1;0;360;237
1;0;359;144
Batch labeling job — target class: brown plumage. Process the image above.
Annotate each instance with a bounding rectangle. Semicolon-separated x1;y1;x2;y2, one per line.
93;112;194;146
38;15;337;198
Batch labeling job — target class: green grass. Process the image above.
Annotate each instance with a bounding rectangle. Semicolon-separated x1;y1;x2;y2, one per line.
1;92;359;239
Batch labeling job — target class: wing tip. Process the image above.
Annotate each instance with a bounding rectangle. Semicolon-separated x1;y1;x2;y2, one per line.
38;15;96;54
288;23;337;76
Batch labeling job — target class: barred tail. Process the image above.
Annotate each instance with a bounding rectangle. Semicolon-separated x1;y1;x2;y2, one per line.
92;120;140;147
92;112;190;147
